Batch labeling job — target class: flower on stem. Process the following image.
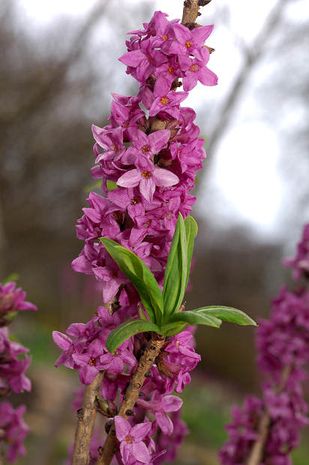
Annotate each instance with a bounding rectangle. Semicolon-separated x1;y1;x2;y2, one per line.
138;392;183;435
285;224;309;281
115;416;152;464
0;282;37;326
125;128;170;162
117;156;179;202
180;53;218;91
0;402;29;463
169;23;213;59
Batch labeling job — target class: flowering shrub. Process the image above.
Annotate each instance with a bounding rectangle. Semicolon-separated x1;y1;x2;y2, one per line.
52;4;256;465
0;280;37;463
220;224;309;465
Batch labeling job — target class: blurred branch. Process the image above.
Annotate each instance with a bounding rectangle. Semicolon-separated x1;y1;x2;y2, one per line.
206;0;292;159
0;207;6;275
1;0;111;127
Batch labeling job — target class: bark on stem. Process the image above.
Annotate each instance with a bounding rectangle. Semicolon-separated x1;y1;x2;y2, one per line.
72;372;104;465
245;366;292;465
96;334;165;465
246;413;270;465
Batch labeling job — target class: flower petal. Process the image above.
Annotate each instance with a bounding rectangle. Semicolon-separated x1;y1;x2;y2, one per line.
115;416;131;441
140;177;156;201
117;169;141;188
153;168;179;187
132;441;151;463
199;67;218;86
162;395;183;412
156;411;174;435
148;129;170;153
192;25;214;44
119;50;145;67
131;422;152;441
52;331;71;351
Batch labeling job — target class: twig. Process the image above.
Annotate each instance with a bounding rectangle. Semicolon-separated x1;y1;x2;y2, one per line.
246;412;270;465
245;365;292;465
95;334;165;465
72;372;104;465
0;446;4;465
205;0;292;163
182;0;211;25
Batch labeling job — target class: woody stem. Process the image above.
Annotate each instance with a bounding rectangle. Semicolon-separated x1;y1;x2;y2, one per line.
95;334;165;465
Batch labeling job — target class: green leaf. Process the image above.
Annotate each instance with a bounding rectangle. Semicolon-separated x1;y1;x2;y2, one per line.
160;321;187;337
3;273;19;284
100;238;163;323
194;306;257;326
163;214;187;318
184;216;198;289
106;319;161;353
169;310;222;328
106;180;118;191
83;180;102;193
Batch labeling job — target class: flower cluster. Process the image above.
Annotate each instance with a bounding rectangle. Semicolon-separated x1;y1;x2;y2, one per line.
54;9;217;465
0;402;29;463
0;280;36;463
0;281;37;327
285;224;309;281
220;225;309;465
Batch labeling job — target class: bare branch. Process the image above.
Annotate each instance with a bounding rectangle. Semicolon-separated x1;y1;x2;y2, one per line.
72;372;104;465
206;0;292;159
95;335;165;465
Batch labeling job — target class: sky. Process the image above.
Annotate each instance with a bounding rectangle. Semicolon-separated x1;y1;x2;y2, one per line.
18;0;285;238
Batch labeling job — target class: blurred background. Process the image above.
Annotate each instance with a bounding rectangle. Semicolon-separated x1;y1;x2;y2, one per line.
1;0;309;463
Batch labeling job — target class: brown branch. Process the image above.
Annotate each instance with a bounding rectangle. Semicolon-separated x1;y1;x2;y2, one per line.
205;0;292;163
0;446;4;465
72;372;104;465
95;334;165;465
182;0;200;25
182;0;212;25
245;365;292;465
246;412;270;465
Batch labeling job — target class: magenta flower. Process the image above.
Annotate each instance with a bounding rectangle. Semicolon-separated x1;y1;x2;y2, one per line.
0;402;29;463
181;54;218;91
92;126;126;163
117;156;179;202
115;416;152;464
110;94;144;130
170;23;214;60
285;224;309;280
0;328;31;394
148;89;188;118
119;39;166;83
125;128;170;161
0;282;37;326
138;393;183;435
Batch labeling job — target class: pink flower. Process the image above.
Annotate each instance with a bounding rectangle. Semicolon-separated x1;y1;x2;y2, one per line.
115;416;152;464
170;23;214;60
149;89;188;118
92;126;125;163
181;54;218;91
117;157;179;202
119;38;166;83
138;393;183;435
0;402;29;463
0;282;37;325
126;128;170;162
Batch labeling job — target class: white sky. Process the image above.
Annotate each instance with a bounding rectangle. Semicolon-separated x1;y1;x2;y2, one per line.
18;0;285;238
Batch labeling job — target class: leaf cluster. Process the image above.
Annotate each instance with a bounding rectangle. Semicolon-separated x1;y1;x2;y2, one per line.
100;215;256;352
